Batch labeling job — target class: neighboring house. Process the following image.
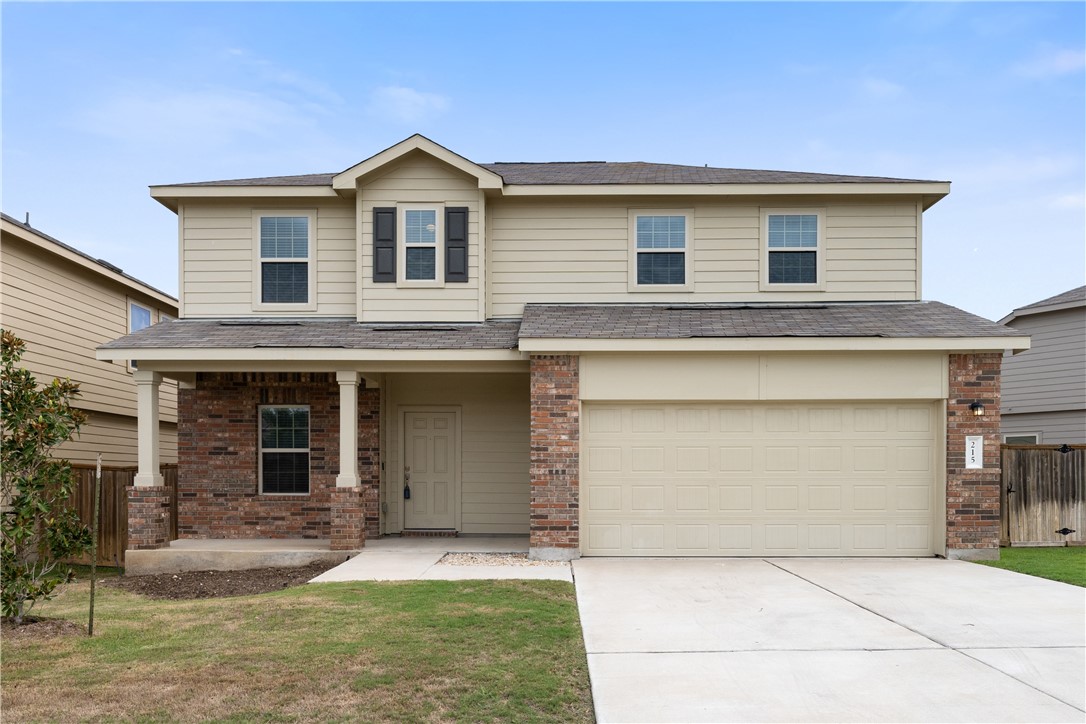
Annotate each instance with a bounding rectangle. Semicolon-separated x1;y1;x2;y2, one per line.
999;286;1086;444
98;134;1028;563
0;213;179;467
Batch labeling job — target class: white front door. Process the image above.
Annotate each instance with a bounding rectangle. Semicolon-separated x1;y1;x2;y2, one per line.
403;410;459;529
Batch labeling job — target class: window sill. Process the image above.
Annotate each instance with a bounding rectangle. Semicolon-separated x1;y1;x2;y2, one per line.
628;283;695;293
252;302;319;313
396;280;445;289
758;282;826;292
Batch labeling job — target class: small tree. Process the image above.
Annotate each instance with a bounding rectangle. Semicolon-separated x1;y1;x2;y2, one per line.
1;329;92;624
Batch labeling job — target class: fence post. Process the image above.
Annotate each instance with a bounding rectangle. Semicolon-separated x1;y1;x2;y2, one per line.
88;454;101;636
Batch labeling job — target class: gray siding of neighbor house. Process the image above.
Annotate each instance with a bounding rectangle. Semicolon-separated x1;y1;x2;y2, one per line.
1002;410;1086;444
1002;307;1086;444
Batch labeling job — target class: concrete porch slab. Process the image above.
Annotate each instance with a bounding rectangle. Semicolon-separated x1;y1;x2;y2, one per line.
309;535;572;582
125;539;356;575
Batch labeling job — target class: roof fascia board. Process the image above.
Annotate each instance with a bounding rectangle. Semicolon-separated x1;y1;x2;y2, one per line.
1;219;178;309
96;347;526;363
332;134;503;191
518;336;1029;353
500;182;950;199
136;360;528;375
999;299;1086;325
150;185;339;211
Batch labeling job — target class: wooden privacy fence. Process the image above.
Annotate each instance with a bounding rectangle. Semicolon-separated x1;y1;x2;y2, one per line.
1001;445;1085;547
68;464;178;566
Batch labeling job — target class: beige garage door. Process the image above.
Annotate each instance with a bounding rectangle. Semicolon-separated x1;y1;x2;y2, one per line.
581;402;939;557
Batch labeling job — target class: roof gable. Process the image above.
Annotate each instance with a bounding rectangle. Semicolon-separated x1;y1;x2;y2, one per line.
331;134;503;191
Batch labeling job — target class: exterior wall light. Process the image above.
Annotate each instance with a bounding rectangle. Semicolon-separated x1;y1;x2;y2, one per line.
969;402;985;416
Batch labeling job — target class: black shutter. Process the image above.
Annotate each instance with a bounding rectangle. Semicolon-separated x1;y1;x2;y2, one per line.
445;207;469;282
373;207;396;282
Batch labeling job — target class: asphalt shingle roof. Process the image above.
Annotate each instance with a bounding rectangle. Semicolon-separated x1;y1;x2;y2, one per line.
102;303;1022;353
101;319;521;350
166;163;939;188
1015;285;1086;311
518;302;1021;340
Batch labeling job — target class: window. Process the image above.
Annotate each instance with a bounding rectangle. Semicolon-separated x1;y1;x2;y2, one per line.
405;209;438;281
1004;434;1040;445
253;211;316;310
762;209;825;289
129;301;153;333
628;210;693;291
127;300;154;371
259;406;310;494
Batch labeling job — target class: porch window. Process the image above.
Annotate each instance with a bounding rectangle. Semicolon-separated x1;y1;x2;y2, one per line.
259;406;310;495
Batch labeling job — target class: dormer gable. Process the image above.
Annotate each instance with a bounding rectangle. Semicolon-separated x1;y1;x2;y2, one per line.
332;134;503;193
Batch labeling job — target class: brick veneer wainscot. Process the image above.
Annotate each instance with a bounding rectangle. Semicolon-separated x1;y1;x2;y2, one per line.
176;373;380;541
946;353;1002;559
529;355;580;559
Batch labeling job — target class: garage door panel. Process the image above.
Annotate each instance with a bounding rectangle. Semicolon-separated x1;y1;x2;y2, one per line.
582;402;939;557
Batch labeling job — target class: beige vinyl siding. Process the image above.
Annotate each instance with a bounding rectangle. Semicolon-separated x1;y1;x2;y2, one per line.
1002;410;1086;445
0;235;178;421
383;373;528;534
359;153;482;322
57;411;178;466
488;197;919;316
180;199;356;317
1002;308;1086;416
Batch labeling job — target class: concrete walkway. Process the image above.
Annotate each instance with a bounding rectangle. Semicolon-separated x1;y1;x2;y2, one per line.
309;536;573;582
575;558;1086;723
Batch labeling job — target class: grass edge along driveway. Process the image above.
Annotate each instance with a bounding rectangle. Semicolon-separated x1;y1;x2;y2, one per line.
974;546;1086;587
2;579;594;723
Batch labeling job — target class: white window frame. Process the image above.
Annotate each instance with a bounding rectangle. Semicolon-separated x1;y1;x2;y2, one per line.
760;208;826;291
397;204;445;288
258;404;311;496
251;209;318;312
126;298;155;371
1003;433;1041;444
627;209;694;292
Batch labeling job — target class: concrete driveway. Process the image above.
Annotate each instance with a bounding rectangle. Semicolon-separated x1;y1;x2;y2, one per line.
574;558;1086;723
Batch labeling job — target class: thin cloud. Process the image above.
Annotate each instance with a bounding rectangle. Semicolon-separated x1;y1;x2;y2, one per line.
860;77;906;99
368;86;449;123
1013;47;1086;78
78;87;317;145
1050;192;1086;210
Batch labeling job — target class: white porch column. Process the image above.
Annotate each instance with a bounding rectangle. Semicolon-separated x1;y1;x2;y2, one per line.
336;370;361;487
133;370;163;487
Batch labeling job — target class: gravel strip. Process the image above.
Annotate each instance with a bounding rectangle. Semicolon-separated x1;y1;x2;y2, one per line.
437;552;567;567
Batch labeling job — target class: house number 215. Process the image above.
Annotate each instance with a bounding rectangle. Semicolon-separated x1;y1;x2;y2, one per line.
965;436;984;469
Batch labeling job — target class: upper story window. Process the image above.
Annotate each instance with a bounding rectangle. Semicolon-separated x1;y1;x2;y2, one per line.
628;210;693;292
253;210;317;311
129;301;153;333
372;206;470;286
761;209;825;290
404;208;439;281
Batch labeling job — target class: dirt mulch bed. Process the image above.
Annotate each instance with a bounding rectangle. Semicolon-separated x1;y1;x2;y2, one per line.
1;617;87;639
100;560;340;600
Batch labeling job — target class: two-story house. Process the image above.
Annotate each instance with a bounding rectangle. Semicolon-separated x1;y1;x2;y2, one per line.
98;134;1027;567
1;212;178;467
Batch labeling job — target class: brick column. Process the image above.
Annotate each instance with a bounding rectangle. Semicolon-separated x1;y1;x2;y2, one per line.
946;353;1002;560
529;355;580;561
329;487;364;551
127;486;171;550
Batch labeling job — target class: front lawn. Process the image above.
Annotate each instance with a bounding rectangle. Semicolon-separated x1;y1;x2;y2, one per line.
2;579;594;722
975;546;1086;587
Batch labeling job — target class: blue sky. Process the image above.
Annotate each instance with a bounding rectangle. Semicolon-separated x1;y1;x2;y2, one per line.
3;1;1083;321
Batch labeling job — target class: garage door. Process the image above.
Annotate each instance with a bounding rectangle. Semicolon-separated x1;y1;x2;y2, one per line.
581;402;939;557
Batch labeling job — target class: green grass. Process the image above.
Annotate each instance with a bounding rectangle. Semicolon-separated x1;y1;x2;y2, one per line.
2;579;594;722
975;546;1086;587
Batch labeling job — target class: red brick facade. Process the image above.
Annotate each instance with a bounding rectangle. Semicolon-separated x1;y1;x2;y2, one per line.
127;486;171;550
174;373;379;542
529;355;580;559
946;353;1002;559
